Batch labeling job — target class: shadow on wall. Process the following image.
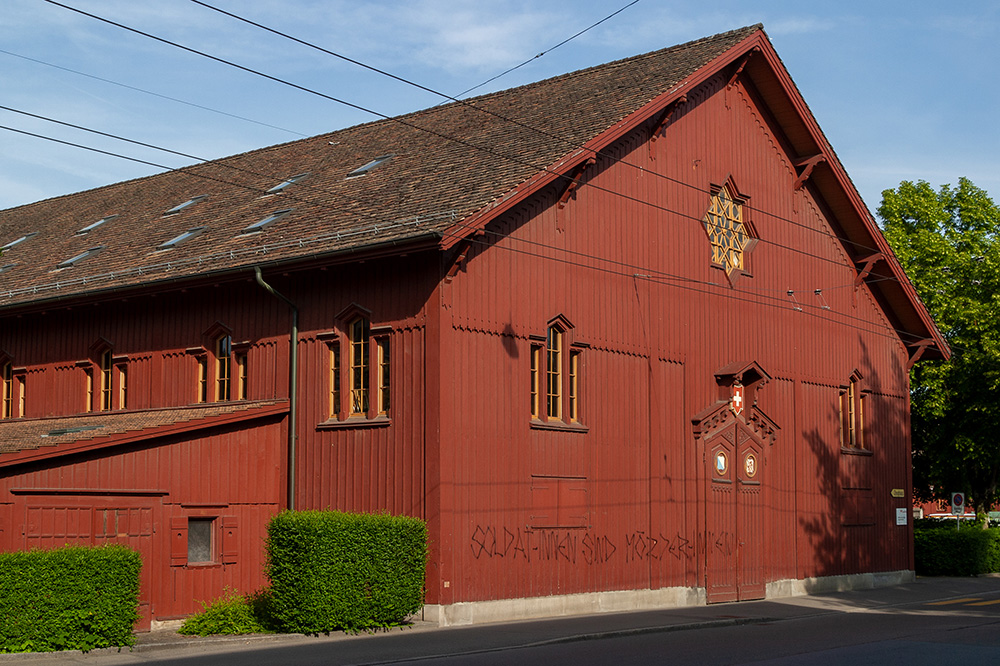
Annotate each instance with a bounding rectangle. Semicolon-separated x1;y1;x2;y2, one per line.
798;338;910;579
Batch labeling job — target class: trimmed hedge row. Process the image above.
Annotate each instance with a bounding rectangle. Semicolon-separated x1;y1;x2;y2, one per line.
914;522;1000;576
266;510;427;633
0;544;141;653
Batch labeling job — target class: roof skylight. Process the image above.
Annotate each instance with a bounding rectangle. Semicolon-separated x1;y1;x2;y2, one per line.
266;174;309;194
0;264;15;274
56;246;104;269
77;215;117;235
1;232;38;251
242;209;292;234
157;226;206;250
163;196;206;215
346;155;392;178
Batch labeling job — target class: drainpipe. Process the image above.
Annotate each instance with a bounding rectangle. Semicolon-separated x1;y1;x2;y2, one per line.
254;267;299;511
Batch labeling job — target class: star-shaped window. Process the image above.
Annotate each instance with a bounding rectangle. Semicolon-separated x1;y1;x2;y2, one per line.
703;182;756;283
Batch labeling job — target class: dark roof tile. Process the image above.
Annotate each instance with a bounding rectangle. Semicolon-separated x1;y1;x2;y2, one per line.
0;26;760;308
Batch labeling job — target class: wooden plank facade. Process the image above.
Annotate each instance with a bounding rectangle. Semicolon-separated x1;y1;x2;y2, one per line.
0;25;947;628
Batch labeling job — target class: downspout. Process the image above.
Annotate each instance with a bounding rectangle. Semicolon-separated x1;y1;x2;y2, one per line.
254;267;299;511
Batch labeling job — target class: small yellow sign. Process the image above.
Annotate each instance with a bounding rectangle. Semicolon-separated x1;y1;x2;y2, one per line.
891;488;905;498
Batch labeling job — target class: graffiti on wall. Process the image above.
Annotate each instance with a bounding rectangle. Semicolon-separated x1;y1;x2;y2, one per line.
470;524;702;565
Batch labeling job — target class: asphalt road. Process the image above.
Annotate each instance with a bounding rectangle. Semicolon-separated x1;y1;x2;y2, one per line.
5;576;999;666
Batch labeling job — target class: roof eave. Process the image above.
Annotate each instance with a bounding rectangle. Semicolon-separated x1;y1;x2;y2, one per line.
0;401;290;469
439;29;770;251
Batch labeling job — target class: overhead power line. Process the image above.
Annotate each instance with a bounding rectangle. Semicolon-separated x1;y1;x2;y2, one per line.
0;119;922;348
44;0;886;272
23;2;930;341
185;0;885;261
450;0;643;99
0;48;306;137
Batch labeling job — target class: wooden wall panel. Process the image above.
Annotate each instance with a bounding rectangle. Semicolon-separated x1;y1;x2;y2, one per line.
0;417;284;625
436;71;916;603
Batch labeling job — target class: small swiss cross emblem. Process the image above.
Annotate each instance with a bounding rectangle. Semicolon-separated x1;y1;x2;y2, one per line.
730;383;745;416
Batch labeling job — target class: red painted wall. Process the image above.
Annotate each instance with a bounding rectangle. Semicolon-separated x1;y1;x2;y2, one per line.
0;416;284;629
430;71;914;604
0;67;919;620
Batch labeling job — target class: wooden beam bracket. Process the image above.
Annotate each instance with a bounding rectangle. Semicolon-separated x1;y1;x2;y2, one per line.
650;95;687;143
907;340;935;370
853;253;884;290
793;154;826;191
557;156;597;209
444;239;474;283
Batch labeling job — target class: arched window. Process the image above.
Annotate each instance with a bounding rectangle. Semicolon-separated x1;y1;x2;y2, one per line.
1;361;11;419
324;309;391;422
840;373;867;450
216;335;232;402
530;316;585;427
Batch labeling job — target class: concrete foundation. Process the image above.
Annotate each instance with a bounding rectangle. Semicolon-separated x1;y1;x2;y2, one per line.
422;569;915;627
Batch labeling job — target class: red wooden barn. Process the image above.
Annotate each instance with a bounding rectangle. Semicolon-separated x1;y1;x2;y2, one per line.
0;25;947;629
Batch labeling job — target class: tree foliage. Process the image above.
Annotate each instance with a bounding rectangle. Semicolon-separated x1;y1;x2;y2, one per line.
879;178;1000;517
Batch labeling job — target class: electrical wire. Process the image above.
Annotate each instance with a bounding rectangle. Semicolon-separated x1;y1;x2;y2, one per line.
449;0;642;99
36;1;884;277
0;47;307;138
188;0;884;260
0;118;946;355
12;4;942;349
0;97;868;279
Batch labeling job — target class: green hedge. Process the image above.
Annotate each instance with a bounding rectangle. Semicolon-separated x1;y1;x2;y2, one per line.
0;544;141;653
266;510;427;633
915;524;1000;576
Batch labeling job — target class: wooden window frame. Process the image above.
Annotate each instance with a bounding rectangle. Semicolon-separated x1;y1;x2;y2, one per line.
15;370;25;418
196;354;209;403
170;513;238;568
530;316;587;432
318;312;392;427
81;342;127;412
116;360;128;411
546;325;563;420
1;360;12;419
349;317;370;417
235;350;248;401
530;343;542;419
215;335;232;402
839;372;869;452
100;349;113;411
702;178;757;285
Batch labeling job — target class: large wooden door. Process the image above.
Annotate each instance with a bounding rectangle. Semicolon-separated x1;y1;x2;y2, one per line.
705;422;765;603
23;499;158;630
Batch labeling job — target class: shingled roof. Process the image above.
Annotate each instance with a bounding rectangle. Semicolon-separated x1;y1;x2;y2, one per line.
0;399;288;464
0;25;761;309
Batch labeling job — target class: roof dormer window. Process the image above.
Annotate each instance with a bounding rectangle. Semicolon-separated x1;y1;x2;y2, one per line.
1;232;37;251
242;209;292;234
77;215;117;235
266;174;309;194
163;196;206;215
56;246;104;269
346;155;392;178
157;226;206;250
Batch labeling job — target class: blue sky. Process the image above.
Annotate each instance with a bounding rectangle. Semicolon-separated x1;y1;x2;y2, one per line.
1;0;998;216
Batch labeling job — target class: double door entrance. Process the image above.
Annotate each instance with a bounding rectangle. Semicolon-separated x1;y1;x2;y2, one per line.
704;421;765;603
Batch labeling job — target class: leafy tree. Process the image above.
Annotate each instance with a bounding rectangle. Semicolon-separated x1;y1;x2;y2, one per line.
879;178;1000;520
